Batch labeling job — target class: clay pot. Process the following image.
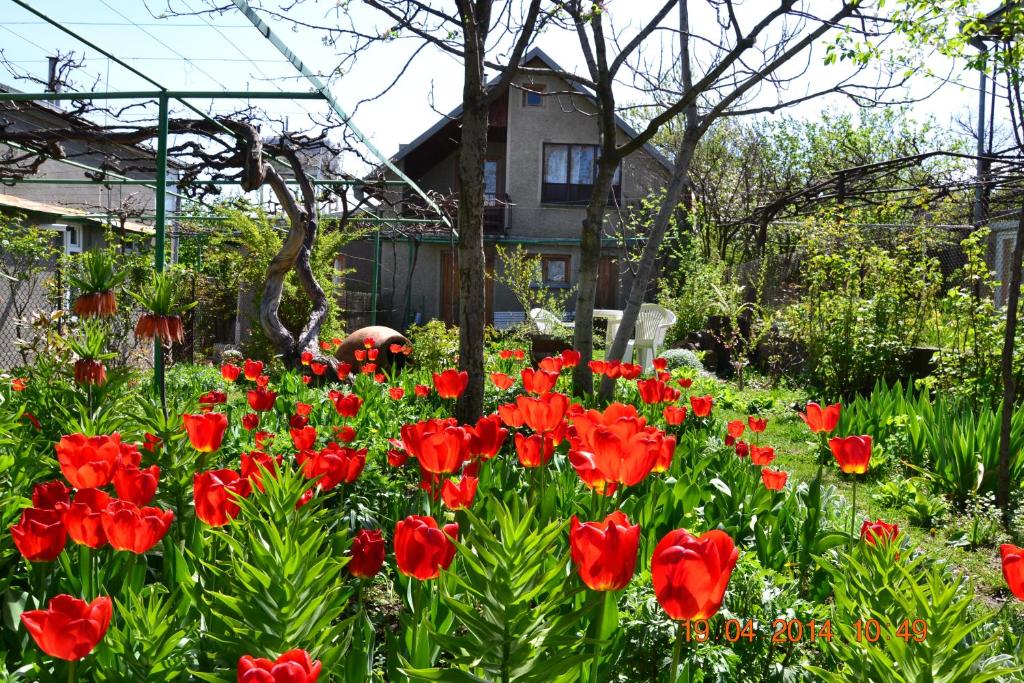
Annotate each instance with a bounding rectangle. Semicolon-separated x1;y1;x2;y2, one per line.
336;326;411;372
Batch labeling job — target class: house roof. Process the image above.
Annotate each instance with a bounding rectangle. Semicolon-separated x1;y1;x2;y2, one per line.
0;192;153;235
392;47;674;174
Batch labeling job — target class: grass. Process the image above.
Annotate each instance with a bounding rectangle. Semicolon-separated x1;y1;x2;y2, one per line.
709;370;1021;611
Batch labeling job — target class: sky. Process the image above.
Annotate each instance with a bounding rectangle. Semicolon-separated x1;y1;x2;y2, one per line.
0;0;1007;172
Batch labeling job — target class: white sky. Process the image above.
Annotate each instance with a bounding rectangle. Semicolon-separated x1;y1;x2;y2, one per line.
0;0;1007;169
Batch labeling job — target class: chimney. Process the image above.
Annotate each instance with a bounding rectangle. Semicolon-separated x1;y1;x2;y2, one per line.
46;56;60;93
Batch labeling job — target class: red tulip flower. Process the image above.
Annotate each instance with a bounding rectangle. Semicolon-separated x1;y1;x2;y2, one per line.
329;391;363;418
59;488;111;548
336;362;353;380
561;349;581;367
240;451;281;492
388;387;405;400
441;476;478;510
499;349;514;360
538;356;564;374
497;402;525;428
101;500;173;553
11;376;27;391
335;425;357;443
749;445;776;466
515;432;555;468
761;468;788;491
433;369;469;399
829;435;872;474
394;515;459;580
183;412;229;453
860;519;900;546
637;379;678;404
653;357;668;371
194;469;252;527
800;402;841;434
569;511;640;591
290;426;318;451
512;349;525;360
689;395;713;418
55;433;123;489
142;432;162;454
726;420;745;439
21;594;112;661
256;374;271;388
663;405;687;426
349;529;386;579
301;445;367;490
310;361;328;376
400;418;470;474
11;507;66;561
677;377;693;389
414;384;430;398
301;351;313;366
468;414;508;461
32;480;70;510
238;650;322;683
748;416;767;433
221;363;241;381
243;359;263;381
490;372;515;390
247;388;277;412
241;413;260;431
652;529;738;621
199;390;227;406
1001;544;1024;600
515;392;569;434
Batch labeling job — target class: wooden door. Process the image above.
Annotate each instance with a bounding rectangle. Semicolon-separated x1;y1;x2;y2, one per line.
596;257;619;309
440;249;458;325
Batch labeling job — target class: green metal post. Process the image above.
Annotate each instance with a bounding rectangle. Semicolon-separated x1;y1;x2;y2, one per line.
370;228;381;325
154;94;169;392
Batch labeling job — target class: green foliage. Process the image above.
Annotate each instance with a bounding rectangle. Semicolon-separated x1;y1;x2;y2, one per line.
658;238;728;343
130;270;197;316
658;348;704;372
490;245;575;333
406;320;460;370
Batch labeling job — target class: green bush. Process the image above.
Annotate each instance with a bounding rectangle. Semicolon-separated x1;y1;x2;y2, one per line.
406;319;459;370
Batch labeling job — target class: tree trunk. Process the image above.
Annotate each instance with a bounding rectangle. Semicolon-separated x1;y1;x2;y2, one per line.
996;200;1024;523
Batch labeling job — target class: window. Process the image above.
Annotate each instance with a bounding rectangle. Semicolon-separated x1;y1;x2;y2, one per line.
541;255;570;285
541;143;621;204
522;83;546;107
484;160;498;196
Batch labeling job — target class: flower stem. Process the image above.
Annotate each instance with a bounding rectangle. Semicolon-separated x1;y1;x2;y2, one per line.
67;660;76;683
850;479;858;546
589;592;609;683
669;621;685;683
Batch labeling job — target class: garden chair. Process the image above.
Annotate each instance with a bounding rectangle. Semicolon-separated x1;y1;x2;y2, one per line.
632;303;677;371
528;308;573;335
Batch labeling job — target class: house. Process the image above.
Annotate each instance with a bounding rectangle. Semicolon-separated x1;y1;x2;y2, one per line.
337;48;672;331
0;82;174;368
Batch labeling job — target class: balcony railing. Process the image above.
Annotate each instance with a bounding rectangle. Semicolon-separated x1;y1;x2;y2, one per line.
483;193;510;234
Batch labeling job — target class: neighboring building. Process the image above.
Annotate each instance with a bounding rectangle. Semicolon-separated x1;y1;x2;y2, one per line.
338;48;672;331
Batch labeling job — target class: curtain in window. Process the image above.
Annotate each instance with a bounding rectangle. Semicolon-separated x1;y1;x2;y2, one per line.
484;160;498;195
544;145;568;183
570;146;595;185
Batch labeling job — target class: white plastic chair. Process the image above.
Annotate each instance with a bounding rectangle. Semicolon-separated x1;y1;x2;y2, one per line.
529;308;573;335
632;303;677;371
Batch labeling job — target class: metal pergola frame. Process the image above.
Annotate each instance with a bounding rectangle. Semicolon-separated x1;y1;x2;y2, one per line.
0;0;450;385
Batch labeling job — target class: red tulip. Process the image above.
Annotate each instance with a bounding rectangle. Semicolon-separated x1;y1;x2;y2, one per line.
238;649;322;683
726;420;745;439
414;384;430;397
1001;544;1024;600
354;349;366;362
335;425;357;443
11;507;66;561
336;362;353;380
734;440;749;458
512;349;525;360
290;426;318;451
11;376;27;391
243;359;263;381
21;594;112;661
433;369;469;399
799;402;841;434
860;519;900;546
394;515;458;580
497;402;525;428
329;391;363;418
490;372;515;390
301;445;367;489
468;414;508;460
400;418;470;474
653;357;668;371
750;445;776;466
515;432;555;468
102;500;173;553
240;452;281;492
568;404;671;487
499;349;514;360
55;433;124;489
199;390;227;405
567;449;616;496
619;364;642;380
301;351;313;366
689;395;713;418
32;480;70;510
561;349;581;367
254;431;275;450
569;511;640;591
516;367;557;395
295;402;313;417
515;392;569;434
59;488;111;548
829;435;872;474
349;529;385;579
387;448;408;467
183;412;229;453
538;356;564;374
652;529;738;621
663;405;687;426
310;361;328;376
677;377;693;389
142;432;162;454
389;387;406;400
761;468;788;491
194;469;252;527
748;416;767;433
22;411;41;430
637;379;679;404
221;363;242;381
241;413;260;431
247;388;277;412
256;374;271;388
441;476;478;510
112;465;159;507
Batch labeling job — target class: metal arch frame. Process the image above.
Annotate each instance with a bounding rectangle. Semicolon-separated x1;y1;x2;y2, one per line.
1;0;448;380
